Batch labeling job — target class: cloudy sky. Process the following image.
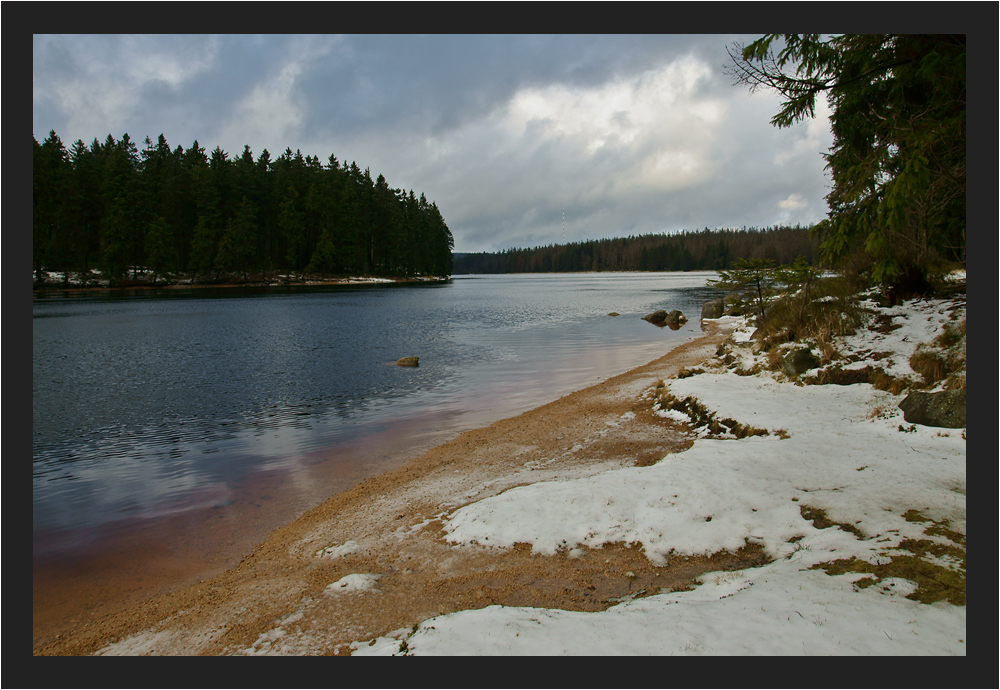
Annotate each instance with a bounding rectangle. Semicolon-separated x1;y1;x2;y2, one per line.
33;34;834;253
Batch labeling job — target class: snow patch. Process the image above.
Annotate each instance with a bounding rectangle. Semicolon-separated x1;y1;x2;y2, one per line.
325;573;381;594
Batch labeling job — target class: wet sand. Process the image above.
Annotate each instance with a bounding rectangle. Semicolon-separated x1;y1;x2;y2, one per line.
35;325;749;656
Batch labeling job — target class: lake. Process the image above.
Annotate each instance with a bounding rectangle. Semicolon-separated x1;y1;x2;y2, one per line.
33;272;722;592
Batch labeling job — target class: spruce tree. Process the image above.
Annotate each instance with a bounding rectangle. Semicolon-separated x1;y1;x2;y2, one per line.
729;34;965;284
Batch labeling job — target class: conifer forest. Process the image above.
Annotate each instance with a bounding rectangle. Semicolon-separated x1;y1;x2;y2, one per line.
33;132;455;285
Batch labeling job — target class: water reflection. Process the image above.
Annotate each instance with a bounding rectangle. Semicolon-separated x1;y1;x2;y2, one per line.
33;273;723;544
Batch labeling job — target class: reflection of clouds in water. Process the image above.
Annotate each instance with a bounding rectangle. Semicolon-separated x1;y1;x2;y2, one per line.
34;448;235;532
34;274;722;537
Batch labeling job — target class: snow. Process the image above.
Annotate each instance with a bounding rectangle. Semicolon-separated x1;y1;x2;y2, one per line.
317;540;360;559
356;569;964;655
352;293;965;655
325;573;381;594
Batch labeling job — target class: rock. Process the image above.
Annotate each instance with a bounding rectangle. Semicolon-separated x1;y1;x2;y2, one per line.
642;309;687;329
898;390;966;428
701;299;725;320
395;356;419;367
781;348;819;377
642;309;668;326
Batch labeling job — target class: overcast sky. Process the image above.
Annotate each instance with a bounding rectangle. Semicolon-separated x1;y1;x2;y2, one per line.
33;34;834;253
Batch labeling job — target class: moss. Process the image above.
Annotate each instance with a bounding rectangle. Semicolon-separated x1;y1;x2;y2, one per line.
811;513;965;605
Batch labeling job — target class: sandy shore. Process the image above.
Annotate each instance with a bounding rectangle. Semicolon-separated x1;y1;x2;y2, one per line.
36;326;746;656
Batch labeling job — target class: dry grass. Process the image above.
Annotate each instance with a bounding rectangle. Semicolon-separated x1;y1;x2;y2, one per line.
934;319;965;348
865;400;898;421
944;374;966;391
909;349;946;386
908;317;966;389
654;388;771;440
869;313;903;334
871;371;911;395
808;366;877;386
766;348;785;371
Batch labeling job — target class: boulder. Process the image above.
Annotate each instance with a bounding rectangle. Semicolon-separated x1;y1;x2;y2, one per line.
395;356;419;367
782;348;819;377
898;390;966;428
642;309;687;329
701;298;725;320
642;309;668;326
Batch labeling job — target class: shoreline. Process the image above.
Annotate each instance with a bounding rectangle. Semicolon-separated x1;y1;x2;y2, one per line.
36;287;966;655
34;326;730;655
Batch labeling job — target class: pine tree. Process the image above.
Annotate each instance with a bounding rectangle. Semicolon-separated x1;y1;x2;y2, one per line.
144;215;175;285
215;196;257;279
729;34;965;284
708;258;778;323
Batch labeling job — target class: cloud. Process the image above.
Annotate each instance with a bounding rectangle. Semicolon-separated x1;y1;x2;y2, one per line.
33;34;834;253
215;36;341;156
33;35;220;145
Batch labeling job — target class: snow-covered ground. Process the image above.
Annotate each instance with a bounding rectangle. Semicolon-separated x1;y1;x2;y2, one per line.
352;288;966;655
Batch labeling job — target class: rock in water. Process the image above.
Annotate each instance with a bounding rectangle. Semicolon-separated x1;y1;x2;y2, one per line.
642;309;669;326
642;310;687;328
395;356;419;367
898;390;966;428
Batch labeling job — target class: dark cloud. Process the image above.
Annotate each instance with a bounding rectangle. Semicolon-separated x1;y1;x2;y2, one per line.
33;34;833;253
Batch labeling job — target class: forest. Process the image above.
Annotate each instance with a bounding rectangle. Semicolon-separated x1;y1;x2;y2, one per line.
33;131;454;286
452;224;819;274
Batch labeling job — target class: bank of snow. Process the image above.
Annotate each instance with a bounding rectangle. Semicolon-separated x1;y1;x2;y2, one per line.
353;292;966;656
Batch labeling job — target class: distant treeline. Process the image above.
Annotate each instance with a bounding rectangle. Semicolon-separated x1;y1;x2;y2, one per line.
33;130;454;285
453;225;820;274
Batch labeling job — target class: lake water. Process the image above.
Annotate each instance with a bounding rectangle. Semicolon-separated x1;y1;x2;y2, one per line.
33;273;722;571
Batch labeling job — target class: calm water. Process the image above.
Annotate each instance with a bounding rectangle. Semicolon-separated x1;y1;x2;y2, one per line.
33;272;722;557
